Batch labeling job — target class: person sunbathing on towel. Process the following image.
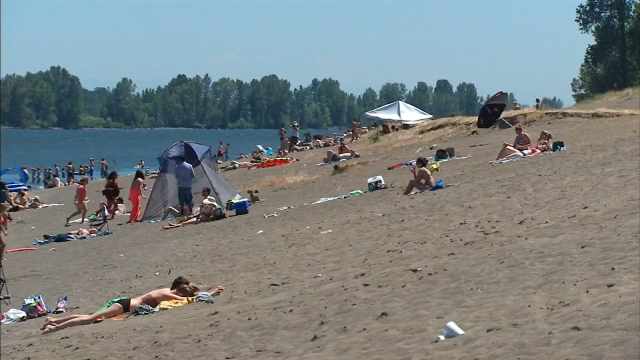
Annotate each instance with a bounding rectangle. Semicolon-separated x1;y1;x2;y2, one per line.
163;187;222;229
536;130;553;152
512;125;531;151
496;125;534;160
337;139;360;157
404;157;435;195
41;277;224;334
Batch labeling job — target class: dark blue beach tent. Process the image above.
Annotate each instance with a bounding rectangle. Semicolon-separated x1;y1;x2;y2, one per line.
142;141;239;221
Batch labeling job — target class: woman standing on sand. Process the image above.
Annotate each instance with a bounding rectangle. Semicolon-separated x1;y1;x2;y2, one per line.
102;171;120;219
65;177;89;225
127;170;145;223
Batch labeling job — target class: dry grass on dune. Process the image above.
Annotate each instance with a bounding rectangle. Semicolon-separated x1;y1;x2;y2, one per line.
249;173;319;190
572;86;640;111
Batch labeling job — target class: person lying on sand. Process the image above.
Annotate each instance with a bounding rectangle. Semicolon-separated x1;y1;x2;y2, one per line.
496;144;525;161
41;276;223;334
323;150;352;163
404;157;435;195
163;187;222;229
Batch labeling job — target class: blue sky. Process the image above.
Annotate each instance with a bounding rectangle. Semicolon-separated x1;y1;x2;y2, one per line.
1;0;590;105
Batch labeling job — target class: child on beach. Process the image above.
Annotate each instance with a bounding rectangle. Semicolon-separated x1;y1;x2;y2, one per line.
65;177;89;225
102;171;120;219
127;170;145;223
40;277;224;334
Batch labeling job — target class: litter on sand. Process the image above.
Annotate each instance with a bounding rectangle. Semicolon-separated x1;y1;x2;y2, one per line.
436;321;465;341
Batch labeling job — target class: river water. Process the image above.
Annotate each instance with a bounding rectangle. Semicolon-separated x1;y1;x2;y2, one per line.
0;127;341;185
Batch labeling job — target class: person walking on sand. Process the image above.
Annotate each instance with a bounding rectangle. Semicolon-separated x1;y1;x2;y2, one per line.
40;277;224;334
65;177;89;225
127;170;145;223
175;157;195;216
224;143;230;161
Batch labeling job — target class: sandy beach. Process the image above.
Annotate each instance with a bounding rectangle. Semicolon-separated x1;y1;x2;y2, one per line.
1;105;639;359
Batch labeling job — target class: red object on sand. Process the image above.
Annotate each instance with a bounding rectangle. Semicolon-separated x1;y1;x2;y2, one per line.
249;158;295;169
6;247;39;253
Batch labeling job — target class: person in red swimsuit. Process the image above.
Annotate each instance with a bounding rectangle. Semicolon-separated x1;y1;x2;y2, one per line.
127;170;145;223
65;177;89;225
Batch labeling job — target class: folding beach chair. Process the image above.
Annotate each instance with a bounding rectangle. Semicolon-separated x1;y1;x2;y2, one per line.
90;203;111;234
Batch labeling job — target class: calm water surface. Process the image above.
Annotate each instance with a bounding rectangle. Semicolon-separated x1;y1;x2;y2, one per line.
1;127;340;184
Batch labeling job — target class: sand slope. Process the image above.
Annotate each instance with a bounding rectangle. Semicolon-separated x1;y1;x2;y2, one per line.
1;111;639;359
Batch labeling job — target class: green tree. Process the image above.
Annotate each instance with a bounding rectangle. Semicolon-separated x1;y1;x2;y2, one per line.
572;0;636;101
454;82;480;115
431;79;456;117
406;82;433;113
357;87;378;112
378;82;407;104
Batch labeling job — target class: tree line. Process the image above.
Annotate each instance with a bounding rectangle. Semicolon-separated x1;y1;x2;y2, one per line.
572;0;640;101
1;66;557;129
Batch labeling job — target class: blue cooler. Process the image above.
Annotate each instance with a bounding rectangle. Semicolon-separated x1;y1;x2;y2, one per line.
233;199;250;215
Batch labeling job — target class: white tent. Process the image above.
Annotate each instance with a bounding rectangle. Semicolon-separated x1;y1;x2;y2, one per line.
363;100;433;126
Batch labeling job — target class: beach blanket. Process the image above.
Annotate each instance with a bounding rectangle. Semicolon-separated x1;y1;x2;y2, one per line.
32;230;112;246
491;149;543;165
249;158;295;169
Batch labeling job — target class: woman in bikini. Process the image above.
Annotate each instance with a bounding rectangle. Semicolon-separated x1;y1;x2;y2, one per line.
404;157;436;195
496;125;533;160
41;277;223;334
536;130;553;151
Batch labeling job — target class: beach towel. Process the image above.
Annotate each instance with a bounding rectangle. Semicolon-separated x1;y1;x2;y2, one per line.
491;148;543;165
158;297;194;310
1;309;27;324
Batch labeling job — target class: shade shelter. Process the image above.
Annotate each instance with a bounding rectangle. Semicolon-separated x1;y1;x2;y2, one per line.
141;141;239;221
363;101;433;126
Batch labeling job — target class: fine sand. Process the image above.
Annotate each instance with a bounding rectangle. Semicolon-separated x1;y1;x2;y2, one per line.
1;108;639;359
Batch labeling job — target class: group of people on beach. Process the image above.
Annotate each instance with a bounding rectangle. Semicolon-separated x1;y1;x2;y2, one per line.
63;169;147;226
495;125;554;161
17;158;111;189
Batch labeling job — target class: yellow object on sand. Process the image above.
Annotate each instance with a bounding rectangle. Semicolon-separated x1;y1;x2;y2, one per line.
158;297;195;310
428;162;440;173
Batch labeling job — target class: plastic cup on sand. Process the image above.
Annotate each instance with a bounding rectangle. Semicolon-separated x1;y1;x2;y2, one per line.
442;321;465;338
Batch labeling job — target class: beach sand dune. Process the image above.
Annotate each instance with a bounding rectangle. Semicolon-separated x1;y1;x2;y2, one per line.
1;110;639;359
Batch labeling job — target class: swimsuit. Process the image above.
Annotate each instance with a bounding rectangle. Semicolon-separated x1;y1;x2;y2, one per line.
99;296;131;313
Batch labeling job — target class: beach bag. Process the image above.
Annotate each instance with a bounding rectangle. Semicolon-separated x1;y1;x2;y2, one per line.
21;295;48;319
434;149;449;161
552;141;565;152
445;147;455;158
